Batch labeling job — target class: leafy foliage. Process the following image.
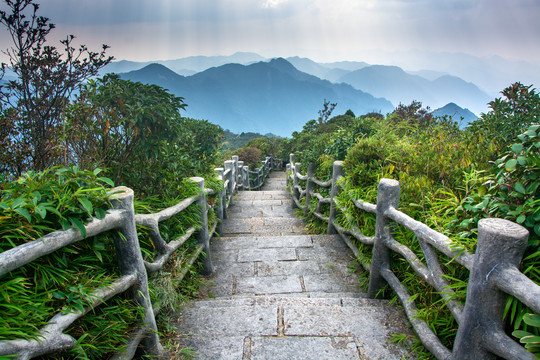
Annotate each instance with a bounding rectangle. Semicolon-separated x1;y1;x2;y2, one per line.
467;83;540;163
289;87;540;358
0;166;134;358
0;0;112;175
65;74;223;199
222;130;277;150
0;166;113;244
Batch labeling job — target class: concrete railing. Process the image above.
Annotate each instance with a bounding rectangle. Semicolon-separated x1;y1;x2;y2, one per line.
288;153;539;360
0;155;278;359
238;156;282;191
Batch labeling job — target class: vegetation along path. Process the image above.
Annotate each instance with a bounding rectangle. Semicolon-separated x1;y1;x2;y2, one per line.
173;171;415;359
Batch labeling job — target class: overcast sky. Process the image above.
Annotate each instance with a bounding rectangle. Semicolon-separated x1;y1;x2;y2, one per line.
1;0;539;65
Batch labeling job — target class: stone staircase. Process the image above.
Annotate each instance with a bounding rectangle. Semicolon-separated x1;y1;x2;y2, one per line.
174;172;415;359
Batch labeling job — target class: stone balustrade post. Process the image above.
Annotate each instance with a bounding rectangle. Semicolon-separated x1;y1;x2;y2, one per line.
292;162;301;209
232;156;239;191
266;156;271;176
304;163;315;217
368;178;400;299
224;160;234;206
237;161;244;190
111;187;162;355
255;166;261;190
243;165;250;191
191;177;214;275
327;161;343;235
452;218;530;360
214;168;225;235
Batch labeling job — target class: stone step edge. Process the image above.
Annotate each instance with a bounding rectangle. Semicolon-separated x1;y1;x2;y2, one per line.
184;294;389;309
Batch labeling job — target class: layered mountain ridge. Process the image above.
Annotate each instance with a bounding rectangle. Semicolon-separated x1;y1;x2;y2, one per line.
119;58;393;136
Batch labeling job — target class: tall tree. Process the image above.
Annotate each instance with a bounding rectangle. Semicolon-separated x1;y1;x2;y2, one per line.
0;0;112;174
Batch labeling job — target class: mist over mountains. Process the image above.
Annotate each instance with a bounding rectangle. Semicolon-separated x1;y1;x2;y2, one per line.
338;65;491;115
119;58;393;136
105;51;534;136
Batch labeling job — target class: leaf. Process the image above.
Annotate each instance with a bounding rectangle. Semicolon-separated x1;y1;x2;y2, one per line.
516;214;526;224
511;143;523;154
44;206;62;217
14;208;31;222
69;217;87;238
478;185;487;197
59;218;71;230
505;158;517;171
52;291;66;300
517;155;527;166
524;314;540;328
521;335;540;344
78;197;93;214
95;207;106;219
514;182;526;194
98;176;114;187
34;205;47;219
11;198;26;209
513;330;531;338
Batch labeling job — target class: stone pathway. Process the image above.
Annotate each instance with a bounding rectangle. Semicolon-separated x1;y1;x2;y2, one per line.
174;172;415;359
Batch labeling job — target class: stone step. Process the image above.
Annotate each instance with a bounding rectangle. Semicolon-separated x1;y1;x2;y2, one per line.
172;173;416;359
175;295;414;360
183;295;381;309
227;203;295;218
222;217;307;236
205;234;360;298
233;190;290;201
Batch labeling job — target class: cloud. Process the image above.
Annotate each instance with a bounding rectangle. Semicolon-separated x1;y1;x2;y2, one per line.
261;0;290;9
1;0;537;64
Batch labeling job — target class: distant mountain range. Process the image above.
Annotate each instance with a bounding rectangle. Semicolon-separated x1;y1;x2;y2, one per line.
431;103;478;127
106;52;497;117
119;58;393;136
101;52;265;77
338;65;491;115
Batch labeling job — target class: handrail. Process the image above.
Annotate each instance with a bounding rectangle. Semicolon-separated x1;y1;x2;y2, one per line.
0;154;280;359
287;153;539;360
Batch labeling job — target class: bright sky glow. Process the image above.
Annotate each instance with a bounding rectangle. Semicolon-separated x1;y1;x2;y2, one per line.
1;0;539;66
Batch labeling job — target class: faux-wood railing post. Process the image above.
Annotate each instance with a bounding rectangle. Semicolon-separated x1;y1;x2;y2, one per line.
192;177;214;275
111;187;162;355
304;163;315;217
368;178;400;299
327;161;343;235
266;156;271;179
255;167;261;190
452;218;530;360
243;165;250;190
292;163;301;209
225;160;234;205
238;161;244;190
214;168;225;235
232;156;239;191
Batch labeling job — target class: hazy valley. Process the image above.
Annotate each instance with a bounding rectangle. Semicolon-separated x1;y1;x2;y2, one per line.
106;53;505;136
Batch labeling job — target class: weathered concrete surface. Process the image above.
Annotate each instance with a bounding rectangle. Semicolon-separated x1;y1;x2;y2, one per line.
173;172;416;359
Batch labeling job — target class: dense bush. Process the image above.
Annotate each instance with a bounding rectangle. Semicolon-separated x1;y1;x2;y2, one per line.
289;84;540;358
222;135;287;170
0;0;112;175
0;167;134;358
64;74;223;199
